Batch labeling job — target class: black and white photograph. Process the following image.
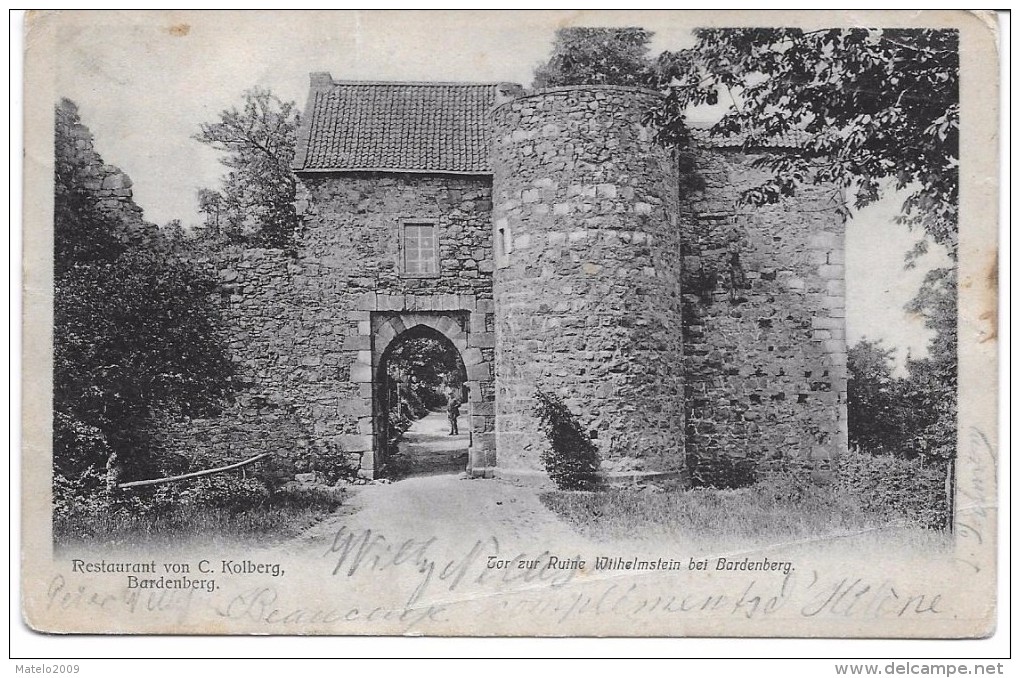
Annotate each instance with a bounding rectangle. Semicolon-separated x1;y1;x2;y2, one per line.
19;10;1000;643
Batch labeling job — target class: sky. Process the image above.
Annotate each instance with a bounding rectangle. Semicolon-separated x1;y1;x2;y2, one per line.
40;10;948;365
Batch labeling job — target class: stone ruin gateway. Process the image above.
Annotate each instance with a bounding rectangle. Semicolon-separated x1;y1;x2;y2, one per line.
179;73;848;486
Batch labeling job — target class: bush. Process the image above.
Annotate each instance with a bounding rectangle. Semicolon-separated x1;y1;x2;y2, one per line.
175;475;270;512
533;390;600;491
284;441;360;487
835;447;951;531
308;442;361;486
52;466;107;520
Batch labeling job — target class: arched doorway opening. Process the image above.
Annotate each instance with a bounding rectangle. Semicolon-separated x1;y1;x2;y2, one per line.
375;324;469;479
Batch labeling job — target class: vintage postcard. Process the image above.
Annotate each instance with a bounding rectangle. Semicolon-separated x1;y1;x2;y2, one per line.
21;10;999;637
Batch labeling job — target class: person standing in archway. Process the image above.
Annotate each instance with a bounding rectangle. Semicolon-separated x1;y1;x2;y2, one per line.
444;382;461;436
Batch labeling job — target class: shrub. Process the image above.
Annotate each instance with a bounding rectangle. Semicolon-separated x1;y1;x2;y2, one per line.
52;466;107;520
835;447;951;531
533;390;600;491
183;475;271;512
284;441;360;486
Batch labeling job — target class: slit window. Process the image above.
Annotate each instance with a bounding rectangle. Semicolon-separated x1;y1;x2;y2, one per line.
402;222;438;276
495;219;511;268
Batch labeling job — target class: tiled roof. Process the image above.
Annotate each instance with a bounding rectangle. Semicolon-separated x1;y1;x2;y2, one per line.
293;75;513;174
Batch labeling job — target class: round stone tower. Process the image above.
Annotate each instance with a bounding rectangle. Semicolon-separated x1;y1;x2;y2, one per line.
490;85;685;482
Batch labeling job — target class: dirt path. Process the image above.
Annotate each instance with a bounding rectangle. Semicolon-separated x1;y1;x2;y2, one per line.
300;473;582;547
387;411;469;479
290;412;587;551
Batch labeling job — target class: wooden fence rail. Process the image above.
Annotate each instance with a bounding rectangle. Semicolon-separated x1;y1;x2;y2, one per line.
116;453;271;490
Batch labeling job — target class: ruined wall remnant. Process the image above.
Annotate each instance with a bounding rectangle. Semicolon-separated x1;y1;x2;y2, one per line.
55;99;153;244
491;86;686;481
680;146;847;476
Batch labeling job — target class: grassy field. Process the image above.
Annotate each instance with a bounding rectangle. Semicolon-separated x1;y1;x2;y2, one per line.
53;483;346;549
540;474;951;554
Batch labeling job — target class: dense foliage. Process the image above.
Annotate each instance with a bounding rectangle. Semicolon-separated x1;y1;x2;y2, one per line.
835;447;950;531
901;266;958;463
846;340;910;455
847;332;956;467
53;99;233;493
532;27;655;89
194;88;300;249
385;334;466;411
533;390;600;491
649;27;959;256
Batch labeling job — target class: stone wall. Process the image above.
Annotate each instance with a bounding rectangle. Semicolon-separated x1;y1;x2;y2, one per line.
680;147;847;477
165;92;847;487
491;86;685;480
171;174;498;479
295;173;495;298
294;173;497;476
162;248;320;475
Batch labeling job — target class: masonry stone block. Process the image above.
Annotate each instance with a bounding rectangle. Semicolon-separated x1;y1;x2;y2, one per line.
462;347;484;366
336;434;373;452
343;335;371;350
350;362;373;383
466;362;491;381
468;332;496;348
818;264;845;279
357;291;377;311
381;294;407;311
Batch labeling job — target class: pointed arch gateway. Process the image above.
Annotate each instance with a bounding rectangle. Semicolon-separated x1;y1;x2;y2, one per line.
376;323;468;477
359;310;493;478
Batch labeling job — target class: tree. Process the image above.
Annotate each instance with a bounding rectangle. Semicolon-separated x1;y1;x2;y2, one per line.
194;88;300;249
53;100;234;490
533;27;656;89
649;28;959;258
900;266;958;464
846;339;908;454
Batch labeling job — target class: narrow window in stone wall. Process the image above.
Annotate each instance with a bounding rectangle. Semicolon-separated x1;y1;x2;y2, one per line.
495;218;512;268
402;221;438;277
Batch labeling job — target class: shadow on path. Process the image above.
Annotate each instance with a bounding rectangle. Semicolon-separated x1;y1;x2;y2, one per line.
386;410;468;480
